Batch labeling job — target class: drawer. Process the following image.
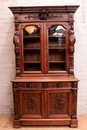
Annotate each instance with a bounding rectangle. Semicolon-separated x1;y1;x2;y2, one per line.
47;82;71;88
13;82;42;88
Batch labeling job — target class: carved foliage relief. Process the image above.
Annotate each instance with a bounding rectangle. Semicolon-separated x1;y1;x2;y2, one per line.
22;9;65;21
50;93;68;114
23;93;41;115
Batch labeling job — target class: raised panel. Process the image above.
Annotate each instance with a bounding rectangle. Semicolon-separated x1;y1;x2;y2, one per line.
47;90;71;118
20;91;45;119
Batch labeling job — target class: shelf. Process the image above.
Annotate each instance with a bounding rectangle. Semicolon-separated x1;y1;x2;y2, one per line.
49;61;65;63
49;35;65;38
49;46;65;49
23;35;40;38
24;47;40;50
24;61;40;63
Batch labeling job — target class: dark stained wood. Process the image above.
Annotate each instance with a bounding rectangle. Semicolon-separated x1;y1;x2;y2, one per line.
9;5;79;128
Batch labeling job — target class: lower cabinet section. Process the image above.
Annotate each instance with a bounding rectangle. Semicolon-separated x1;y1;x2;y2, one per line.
12;81;78;128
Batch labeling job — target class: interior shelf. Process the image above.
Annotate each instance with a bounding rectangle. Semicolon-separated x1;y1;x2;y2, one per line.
23;35;40;38
24;61;40;63
49;61;65;63
24;47;40;50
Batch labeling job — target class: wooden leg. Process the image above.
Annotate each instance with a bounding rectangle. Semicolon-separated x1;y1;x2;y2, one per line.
13;120;21;128
70;119;78;128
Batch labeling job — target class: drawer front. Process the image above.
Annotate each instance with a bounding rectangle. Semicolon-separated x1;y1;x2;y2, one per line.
13;82;42;88
47;82;71;88
13;82;71;89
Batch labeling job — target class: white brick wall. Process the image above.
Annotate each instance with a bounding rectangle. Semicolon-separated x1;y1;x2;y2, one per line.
0;0;87;114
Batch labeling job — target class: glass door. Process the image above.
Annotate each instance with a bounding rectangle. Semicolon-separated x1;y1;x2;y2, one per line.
45;23;68;74
22;24;44;74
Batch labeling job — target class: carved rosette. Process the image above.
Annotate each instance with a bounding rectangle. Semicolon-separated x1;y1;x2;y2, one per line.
13;23;21;76
13;90;19;120
71;82;78;119
69;22;76;75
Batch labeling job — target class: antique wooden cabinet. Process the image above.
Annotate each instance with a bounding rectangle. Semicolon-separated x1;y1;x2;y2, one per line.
9;6;79;128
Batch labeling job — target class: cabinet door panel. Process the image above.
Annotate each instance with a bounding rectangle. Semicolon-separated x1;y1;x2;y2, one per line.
20;91;45;119
47;90;71;118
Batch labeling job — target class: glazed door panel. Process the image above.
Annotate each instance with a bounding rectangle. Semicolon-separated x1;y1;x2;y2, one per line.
20;23;44;75
20;91;45;119
47;90;71;118
44;22;69;75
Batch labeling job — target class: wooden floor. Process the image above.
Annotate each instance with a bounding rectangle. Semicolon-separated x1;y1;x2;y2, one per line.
0;115;87;130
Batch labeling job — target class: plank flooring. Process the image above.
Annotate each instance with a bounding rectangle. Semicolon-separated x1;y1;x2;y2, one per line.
0;115;87;130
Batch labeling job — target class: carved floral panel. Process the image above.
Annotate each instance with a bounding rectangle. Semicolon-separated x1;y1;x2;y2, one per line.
49;93;69;115
21;92;42;116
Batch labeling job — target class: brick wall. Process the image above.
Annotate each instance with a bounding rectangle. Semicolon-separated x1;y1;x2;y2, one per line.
0;0;87;114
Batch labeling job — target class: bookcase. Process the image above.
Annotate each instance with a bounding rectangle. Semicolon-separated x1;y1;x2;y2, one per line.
9;5;79;128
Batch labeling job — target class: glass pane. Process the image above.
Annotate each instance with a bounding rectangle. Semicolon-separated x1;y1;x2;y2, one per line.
48;25;66;71
23;25;41;71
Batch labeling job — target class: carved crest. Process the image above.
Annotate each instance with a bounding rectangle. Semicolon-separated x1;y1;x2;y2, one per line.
39;10;49;20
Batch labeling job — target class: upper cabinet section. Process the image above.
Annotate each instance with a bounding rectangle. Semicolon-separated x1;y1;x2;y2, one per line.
9;6;79;77
9;6;79;22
